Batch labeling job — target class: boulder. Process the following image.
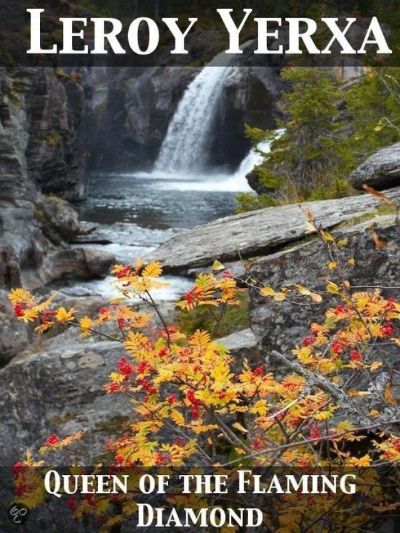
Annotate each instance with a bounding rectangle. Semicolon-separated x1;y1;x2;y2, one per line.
218;328;260;369
40;247;115;285
37;195;80;240
149;188;400;272
0;332;129;465
248;215;400;370
350;143;400;190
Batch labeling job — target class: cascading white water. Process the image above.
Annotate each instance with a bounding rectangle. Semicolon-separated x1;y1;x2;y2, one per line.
154;61;232;174
155;139;272;192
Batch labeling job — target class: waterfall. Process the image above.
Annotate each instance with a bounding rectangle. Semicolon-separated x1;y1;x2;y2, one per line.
154;62;232;174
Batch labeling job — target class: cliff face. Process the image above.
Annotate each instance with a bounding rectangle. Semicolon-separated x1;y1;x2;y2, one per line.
0;69;47;289
0;62;280;302
87;66;280;172
25;69;88;201
84;67;196;171
0;68;89;289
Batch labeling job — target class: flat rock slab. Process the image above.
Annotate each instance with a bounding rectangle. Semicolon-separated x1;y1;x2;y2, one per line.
149;188;400;272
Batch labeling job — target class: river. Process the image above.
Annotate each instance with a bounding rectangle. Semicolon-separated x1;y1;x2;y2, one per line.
72;168;250;300
70;60;272;301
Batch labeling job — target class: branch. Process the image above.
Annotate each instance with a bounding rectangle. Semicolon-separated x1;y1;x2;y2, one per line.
270;350;373;426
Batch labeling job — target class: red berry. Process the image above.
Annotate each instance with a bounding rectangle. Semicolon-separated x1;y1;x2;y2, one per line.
350;351;363;362
14;303;25;318
253;366;264;377
117;356;133;376
331;342;344;354
381;322;394;337
12;462;25;474
302;336;315;347
45;434;60;446
167;394;176;405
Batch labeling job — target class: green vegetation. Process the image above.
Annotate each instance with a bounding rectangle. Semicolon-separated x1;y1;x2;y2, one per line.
238;67;400;212
176;291;250;338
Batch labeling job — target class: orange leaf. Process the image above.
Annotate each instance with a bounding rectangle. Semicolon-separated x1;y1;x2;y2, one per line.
371;229;387;250
385;383;397;405
363;184;395;206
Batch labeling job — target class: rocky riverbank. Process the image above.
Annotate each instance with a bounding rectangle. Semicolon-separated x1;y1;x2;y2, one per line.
1;182;399;463
1;60;400;467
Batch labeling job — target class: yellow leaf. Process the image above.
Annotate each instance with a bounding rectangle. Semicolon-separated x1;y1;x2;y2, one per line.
232;422;248;434
295;284;311;296
370;362;383;372
314;410;334;421
260;287;275;297
110;372;125;384
79;316;92;336
347;454;372;467
20;308;39;323
320;230;334;242
171;410;185;426
190;330;211;349
326;282;340;295
310;292;323;303
8;288;34;306
211;260;225;271
142;262;163;278
327;262;338;271
273;292;286;302
305;222;316;233
135;258;144;271
294;347;313;364
55;307;75;323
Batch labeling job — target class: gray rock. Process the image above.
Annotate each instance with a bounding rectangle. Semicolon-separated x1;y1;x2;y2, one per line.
0;69;53;289
40;247;115;285
150;188;400;272
37;195;80;240
350;142;400;190
0;335;129;465
0;291;29;367
25;68;88;201
0;68;88;290
218;328;260;368
248;216;400;367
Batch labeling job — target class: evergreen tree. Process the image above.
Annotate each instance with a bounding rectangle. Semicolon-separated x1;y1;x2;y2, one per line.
238;67;400;212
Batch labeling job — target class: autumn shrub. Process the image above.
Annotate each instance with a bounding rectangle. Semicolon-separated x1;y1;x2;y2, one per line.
176;289;249;337
7;200;400;531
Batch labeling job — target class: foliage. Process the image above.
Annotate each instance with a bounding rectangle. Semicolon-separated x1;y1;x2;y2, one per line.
238;67;400;212
177;289;249;337
346;68;400;157
7;194;400;531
